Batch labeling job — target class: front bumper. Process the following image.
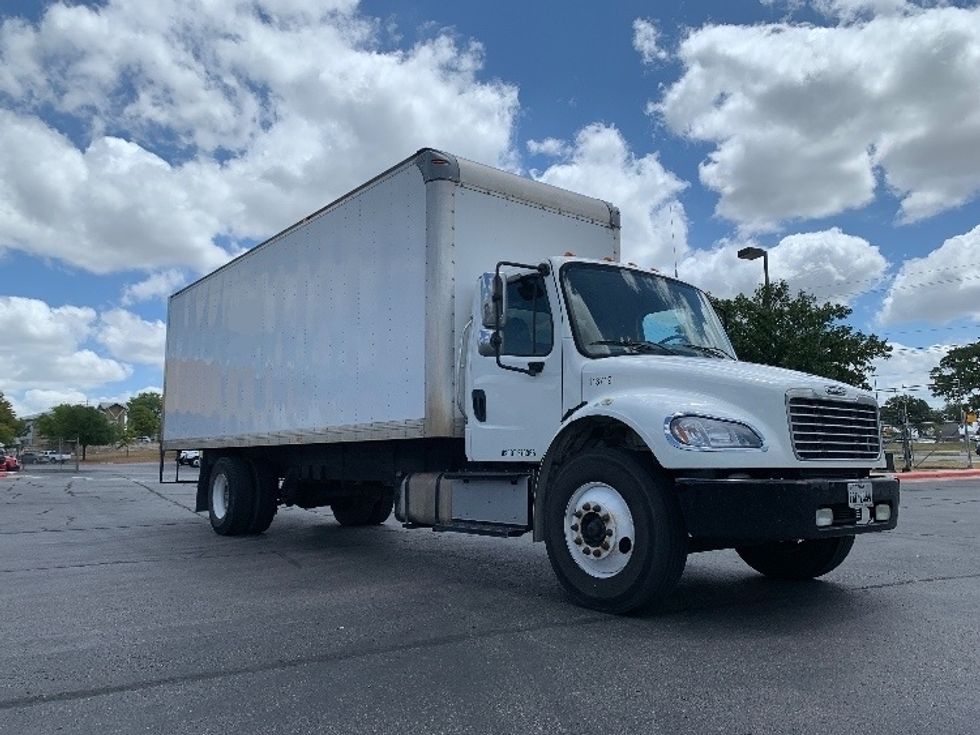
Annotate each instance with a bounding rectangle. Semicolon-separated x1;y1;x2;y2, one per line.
674;475;899;543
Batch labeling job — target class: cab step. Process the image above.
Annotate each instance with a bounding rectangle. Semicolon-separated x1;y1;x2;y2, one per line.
432;521;528;537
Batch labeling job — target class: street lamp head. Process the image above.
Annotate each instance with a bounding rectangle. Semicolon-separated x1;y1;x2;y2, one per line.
738;246;767;261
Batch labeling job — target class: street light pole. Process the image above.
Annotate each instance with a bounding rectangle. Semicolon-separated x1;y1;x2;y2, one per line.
738;246;770;310
737;246;770;289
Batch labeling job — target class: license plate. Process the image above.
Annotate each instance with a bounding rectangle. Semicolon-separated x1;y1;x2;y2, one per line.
848;481;873;508
848;481;873;525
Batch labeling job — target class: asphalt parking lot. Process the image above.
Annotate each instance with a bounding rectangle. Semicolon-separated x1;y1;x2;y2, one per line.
1;464;978;734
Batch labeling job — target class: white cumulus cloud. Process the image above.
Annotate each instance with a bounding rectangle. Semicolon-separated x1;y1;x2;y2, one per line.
0;112;234;274
0;0;520;275
96;309;167;367
17;388;89;417
878;224;980;325
0;297;131;399
680;227;888;302
121;269;188;305
529;123;689;269
633;18;669;64
871;342;949;407
654;6;980;230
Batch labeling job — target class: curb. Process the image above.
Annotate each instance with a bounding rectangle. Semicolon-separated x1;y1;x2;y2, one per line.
884;469;980;481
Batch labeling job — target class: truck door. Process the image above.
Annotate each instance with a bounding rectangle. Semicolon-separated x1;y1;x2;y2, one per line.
466;270;563;462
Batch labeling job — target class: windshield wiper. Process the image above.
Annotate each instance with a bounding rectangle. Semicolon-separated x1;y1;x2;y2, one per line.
590;339;678;355
673;342;736;360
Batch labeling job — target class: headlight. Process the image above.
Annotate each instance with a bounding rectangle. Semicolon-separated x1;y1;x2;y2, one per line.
668;415;764;449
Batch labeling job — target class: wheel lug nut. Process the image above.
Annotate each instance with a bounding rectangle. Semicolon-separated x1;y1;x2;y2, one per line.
605;529;613;537
582;547;591;555
583;503;592;511
601;513;610;522
601;541;610;551
593;504;602;513
592;548;602;557
570;523;579;531
573;536;582;545
574;510;583;519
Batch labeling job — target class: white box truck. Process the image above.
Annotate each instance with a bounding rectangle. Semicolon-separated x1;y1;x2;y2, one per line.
162;148;898;613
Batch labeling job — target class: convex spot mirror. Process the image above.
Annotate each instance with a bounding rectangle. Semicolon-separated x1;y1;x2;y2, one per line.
477;328;498;357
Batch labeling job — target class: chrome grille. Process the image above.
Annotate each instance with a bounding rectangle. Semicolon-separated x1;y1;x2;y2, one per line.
787;396;881;460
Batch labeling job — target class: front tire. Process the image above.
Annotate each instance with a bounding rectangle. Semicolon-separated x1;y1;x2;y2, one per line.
736;536;855;580
544;448;687;614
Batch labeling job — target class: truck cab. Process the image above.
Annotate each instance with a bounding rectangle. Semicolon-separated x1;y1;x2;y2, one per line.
454;256;897;611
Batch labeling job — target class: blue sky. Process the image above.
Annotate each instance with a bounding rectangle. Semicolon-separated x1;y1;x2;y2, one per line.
0;0;978;417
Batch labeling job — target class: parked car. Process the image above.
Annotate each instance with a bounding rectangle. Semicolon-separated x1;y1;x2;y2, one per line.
41;450;73;463
1;454;20;471
19;451;46;464
177;450;201;467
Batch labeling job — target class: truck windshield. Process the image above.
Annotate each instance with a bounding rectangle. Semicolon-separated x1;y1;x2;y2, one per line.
560;262;736;360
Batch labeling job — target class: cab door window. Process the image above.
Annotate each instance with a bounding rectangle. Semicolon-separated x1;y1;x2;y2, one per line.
500;274;553;357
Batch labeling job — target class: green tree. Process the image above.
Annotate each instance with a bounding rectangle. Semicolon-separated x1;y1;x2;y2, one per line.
929;342;980;412
35;404;114;460
711;281;892;390
0;392;23;446
879;395;938;431
126;391;162;439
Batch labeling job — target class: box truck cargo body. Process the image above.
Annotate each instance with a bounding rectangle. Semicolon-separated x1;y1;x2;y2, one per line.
162;149;899;613
163;153;618;447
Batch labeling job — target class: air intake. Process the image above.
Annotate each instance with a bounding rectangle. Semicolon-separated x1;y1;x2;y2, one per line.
787;396;881;460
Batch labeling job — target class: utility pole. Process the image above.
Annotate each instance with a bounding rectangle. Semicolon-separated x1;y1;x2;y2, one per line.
901;396;913;472
964;409;974;469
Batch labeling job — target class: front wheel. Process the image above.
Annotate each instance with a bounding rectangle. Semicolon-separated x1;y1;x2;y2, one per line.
736;536;855;580
544;448;687;614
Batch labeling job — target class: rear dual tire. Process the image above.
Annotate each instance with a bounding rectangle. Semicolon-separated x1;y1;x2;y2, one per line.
332;486;395;526
208;457;278;536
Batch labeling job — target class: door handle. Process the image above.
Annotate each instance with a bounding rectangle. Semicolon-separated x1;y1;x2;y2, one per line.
472;390;487;422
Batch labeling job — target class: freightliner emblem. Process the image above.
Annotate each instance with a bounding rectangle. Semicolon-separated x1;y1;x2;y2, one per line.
825;385;847;396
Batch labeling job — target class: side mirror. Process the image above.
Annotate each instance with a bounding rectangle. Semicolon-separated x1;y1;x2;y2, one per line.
479;272;508;329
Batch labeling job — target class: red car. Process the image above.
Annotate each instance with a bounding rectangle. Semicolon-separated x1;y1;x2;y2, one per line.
1;454;20;471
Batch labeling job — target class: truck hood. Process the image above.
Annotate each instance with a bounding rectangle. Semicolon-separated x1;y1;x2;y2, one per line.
581;356;868;402
578;356;877;470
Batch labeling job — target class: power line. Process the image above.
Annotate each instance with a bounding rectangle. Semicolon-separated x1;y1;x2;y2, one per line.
805;271;980;302
879;324;980;339
787;261;973;297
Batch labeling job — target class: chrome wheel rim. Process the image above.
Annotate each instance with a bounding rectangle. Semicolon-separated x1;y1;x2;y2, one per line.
211;473;229;520
564;482;635;578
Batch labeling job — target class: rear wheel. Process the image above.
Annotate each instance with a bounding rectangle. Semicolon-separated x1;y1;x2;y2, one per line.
208;457;257;536
544;448;687;614
247;465;278;534
736;536;855;580
332;485;394;527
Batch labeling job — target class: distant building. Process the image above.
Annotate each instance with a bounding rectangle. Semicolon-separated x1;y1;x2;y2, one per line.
98;403;127;431
18;414;42;448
